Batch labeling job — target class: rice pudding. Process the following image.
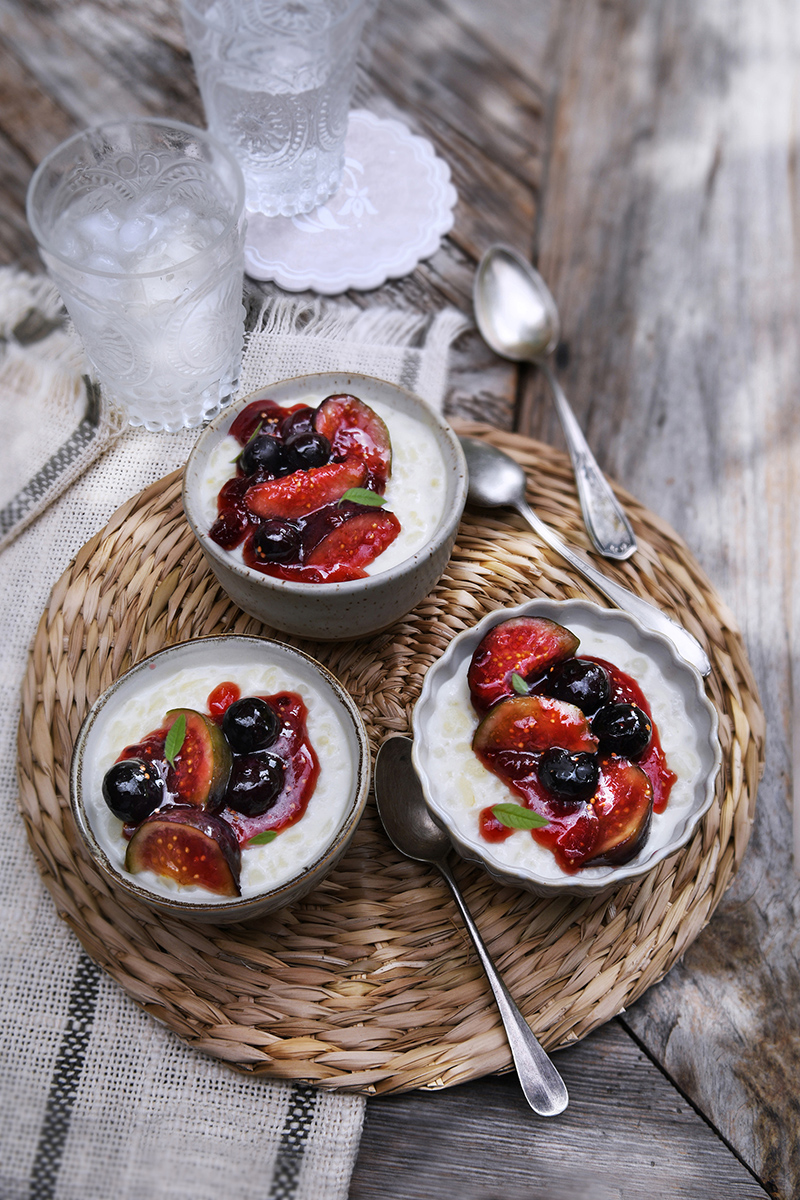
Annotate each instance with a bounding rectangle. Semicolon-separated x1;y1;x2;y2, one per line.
198;390;448;581
413;601;718;890
77;641;361;906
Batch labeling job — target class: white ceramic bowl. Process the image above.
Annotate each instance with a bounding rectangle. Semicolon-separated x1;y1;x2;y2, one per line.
70;635;370;922
412;599;721;897
182;372;468;640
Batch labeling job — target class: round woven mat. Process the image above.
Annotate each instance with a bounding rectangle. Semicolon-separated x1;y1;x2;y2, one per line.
17;422;764;1094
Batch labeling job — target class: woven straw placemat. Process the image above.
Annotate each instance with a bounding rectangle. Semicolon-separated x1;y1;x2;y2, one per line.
16;422;764;1095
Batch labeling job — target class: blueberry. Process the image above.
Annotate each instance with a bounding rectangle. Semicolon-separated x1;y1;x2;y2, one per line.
592;703;652;758
538;747;599;802
283;431;332;471
240;433;286;477
223;697;280;754
102;757;162;823
227;752;285;816
544;658;611;715
252;519;302;564
279;406;315;442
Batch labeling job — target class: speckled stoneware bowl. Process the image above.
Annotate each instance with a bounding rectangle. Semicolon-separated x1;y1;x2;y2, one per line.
412;598;721;898
70;635;371;923
182;372;468;641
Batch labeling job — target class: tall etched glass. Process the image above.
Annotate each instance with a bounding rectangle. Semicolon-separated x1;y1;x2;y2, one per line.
27;119;246;433
181;0;370;218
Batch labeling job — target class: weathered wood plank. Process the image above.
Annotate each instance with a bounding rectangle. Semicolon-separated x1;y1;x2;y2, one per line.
349;1020;770;1200
527;2;800;1197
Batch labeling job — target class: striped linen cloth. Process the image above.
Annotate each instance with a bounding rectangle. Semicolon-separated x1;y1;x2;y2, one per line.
0;268;467;1200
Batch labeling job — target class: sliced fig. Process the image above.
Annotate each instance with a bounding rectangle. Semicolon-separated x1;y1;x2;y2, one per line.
163;708;232;810
125;807;241;896
551;807;601;868
468;617;581;713
228;398;285;445
245;458;367;519
473;695;598;758
313;394;392;489
305;509;401;575
584;758;653;866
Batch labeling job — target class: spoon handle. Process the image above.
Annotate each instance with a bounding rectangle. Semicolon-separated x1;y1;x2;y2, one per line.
515;498;712;677
537;361;637;561
436;858;569;1117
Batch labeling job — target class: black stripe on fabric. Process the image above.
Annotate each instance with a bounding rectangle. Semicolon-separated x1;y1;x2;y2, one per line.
29;953;101;1200
0;376;102;540
267;1083;320;1200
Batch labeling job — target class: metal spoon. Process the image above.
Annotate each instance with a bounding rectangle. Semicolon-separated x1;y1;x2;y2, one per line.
374;735;569;1118
459;435;712;677
473;244;637;561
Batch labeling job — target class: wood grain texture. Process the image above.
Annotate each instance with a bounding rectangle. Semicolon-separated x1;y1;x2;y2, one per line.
523;3;800;1197
350;1021;769;1200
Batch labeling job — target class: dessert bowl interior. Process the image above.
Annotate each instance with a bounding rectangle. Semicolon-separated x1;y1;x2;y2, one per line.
70;635;371;923
182;372;468;640
411;598;721;897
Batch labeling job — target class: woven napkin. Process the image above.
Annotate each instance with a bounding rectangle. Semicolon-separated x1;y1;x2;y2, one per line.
0;267;468;1200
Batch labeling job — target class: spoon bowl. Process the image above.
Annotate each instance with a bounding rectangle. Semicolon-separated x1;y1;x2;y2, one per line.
459;435;712;677
474;248;560;361
374;735;569;1117
473;244;636;561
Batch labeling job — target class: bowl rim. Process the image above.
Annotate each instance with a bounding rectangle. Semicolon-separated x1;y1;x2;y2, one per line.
181;370;468;596
411;597;722;896
69;633;371;915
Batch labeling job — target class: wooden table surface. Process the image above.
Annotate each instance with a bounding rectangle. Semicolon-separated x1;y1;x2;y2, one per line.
1;1;796;1197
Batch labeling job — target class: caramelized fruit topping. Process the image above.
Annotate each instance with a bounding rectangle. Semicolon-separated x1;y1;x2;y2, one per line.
209;394;400;581
468;616;675;872
103;683;320;896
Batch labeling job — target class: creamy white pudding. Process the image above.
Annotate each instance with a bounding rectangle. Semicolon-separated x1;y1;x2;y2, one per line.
412;600;720;891
199;391;448;575
80;651;357;904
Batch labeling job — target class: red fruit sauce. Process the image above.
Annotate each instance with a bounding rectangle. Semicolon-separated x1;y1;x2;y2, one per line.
118;682;319;847
477;656;676;873
209;397;400;582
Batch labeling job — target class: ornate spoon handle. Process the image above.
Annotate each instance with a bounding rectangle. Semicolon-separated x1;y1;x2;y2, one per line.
515;496;712;677
538;361;637;561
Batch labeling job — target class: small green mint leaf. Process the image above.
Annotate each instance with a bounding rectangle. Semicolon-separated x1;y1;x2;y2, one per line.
247;830;278;846
340;487;387;507
492;803;549;830
232;420;264;463
164;714;187;767
510;672;529;696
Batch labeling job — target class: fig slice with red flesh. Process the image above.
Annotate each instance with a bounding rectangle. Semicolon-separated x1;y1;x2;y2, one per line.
125;807;241;897
228;398;286;445
245;458;367;519
584;757;653;866
163;708;232;810
313;394;392;489
468;617;581;714
472;694;598;758
304;509;401;579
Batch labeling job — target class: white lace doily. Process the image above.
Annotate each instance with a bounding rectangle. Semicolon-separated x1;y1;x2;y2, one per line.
244;110;457;294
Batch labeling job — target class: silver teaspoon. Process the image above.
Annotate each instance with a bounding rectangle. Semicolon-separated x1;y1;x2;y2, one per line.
459;435;711;678
473;244;637;561
374;735;569;1118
